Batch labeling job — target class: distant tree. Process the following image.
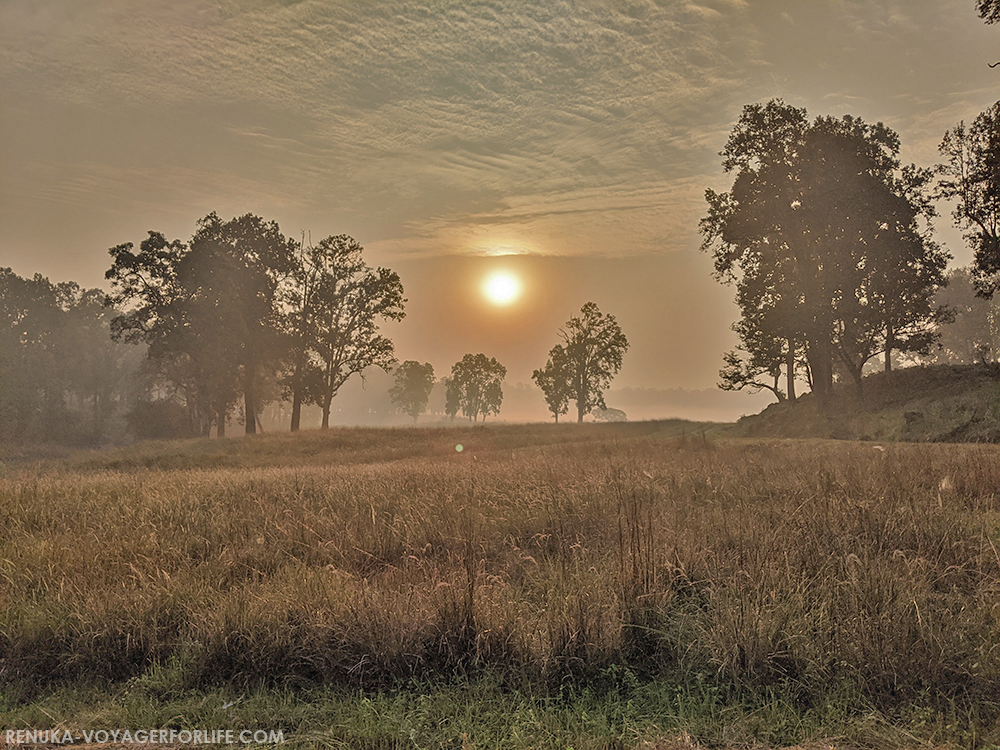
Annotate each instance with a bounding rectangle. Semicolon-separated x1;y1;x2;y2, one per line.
924;267;1000;363
443;377;461;421
531;344;572;422
558;302;629;423
939;103;1000;296
0;268;139;444
390;360;435;423
295;235;405;429
447;353;506;422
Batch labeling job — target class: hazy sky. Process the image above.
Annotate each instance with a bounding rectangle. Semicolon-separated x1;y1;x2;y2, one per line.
1;0;998;399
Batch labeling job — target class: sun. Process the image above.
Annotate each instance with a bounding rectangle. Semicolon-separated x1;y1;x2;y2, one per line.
483;272;521;305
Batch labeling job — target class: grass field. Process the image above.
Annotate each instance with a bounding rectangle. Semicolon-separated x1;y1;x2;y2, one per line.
2;421;999;749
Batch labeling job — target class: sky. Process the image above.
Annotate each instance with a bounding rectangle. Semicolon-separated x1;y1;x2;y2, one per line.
1;0;998;419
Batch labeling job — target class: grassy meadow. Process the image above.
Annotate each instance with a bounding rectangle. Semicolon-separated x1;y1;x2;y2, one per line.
2;421;1000;748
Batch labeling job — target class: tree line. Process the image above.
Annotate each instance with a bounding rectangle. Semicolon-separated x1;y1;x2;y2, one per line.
701;97;1000;404
0;208;631;443
6;92;1000;440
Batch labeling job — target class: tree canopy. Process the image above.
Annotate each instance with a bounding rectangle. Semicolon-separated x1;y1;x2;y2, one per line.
702;100;950;402
939;102;1000;296
978;0;1000;23
1;268;140;444
534;302;628;423
445;353;505;422
389;360;435;423
531;344;572;422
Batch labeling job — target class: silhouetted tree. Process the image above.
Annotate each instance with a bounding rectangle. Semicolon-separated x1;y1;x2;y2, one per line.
296;235;405;430
443;376;461;421
107;215;297;436
390;360;435;423
558;302;629;423
531;345;572;422
703;100;949;400
447;353;505;422
939;103;1000;296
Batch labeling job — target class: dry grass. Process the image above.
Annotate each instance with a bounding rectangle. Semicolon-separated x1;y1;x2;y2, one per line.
1;425;999;746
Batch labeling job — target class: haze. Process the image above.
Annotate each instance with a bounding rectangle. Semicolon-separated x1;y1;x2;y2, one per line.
1;0;997;421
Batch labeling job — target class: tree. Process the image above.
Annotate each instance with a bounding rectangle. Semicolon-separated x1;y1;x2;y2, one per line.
558;302;629;423
703;100;949;401
106;214;297;436
447;353;505;422
443;377;461;421
1;268;140;445
923;267;999;364
389;360;435;423
295;235;405;430
939;103;1000;296
531;345;572;422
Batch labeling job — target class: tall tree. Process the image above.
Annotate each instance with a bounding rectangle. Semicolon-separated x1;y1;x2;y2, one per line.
183;213;296;434
106;214;297;436
297;235;405;430
447;353;505;422
558;302;629;423
389;360;435;423
531;344;572;422
939;102;1000;296
703;100;949;401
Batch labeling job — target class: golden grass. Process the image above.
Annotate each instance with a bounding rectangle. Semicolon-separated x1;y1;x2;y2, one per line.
1;425;999;740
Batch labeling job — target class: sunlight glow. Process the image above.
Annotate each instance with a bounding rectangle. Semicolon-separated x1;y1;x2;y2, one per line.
484;272;521;305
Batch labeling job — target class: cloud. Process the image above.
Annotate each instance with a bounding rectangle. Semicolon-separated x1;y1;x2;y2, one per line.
1;0;997;275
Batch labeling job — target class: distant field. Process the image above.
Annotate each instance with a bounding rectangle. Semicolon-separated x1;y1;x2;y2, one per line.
2;422;999;749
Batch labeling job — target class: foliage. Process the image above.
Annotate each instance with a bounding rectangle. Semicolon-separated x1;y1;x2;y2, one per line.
291;235;405;430
446;353;506;422
531;345;572;422
922;267;1000;364
703;100;950;401
0;268;141;445
591;407;627;422
106;214;297;436
939;101;1000;296
389;360;435;422
557;302;629;422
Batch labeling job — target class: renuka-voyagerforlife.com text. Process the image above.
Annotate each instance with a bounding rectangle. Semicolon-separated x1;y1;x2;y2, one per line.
5;729;287;745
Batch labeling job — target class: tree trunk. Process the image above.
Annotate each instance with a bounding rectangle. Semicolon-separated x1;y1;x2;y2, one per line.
290;390;303;432
786;338;796;403
884;323;894;373
807;338;833;406
216;410;226;438
244;381;256;435
321;398;331;429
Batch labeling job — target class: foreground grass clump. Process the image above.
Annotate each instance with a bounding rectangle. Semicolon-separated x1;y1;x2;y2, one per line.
2;423;1000;747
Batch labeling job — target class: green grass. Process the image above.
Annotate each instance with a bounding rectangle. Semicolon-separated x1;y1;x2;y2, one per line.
2;421;999;748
